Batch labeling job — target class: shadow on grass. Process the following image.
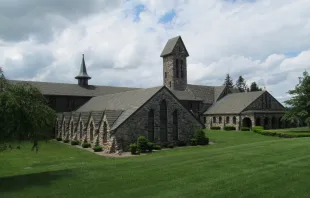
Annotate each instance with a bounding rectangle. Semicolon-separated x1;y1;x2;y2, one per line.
0;169;75;192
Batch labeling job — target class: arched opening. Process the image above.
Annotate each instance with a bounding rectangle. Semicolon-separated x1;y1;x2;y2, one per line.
264;117;269;129
242;117;252;128
233;116;236;124
278;117;283;129
160;100;168;142
103;122;108;143
173;110;178;141
271;117;277;129
255;117;261;126
79;123;83;140
226;116;230;124
148;109;155;141
90;122;94;142
213;117;216;123
219;117;222;123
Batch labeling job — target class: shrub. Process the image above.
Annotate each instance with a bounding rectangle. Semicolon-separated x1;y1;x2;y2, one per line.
71;140;79;145
195;129;209;145
167;143;174;148
93;146;103;152
56;137;62;141
161;142;169;148
241;127;250;131
210;126;221;130
63;139;69;143
130;143;138;154
176;140;187;147
137;136;149;153
82;142;91;148
252;126;264;133
190;138;197;146
147;142;153;152
153;145;161;150
224;126;236;131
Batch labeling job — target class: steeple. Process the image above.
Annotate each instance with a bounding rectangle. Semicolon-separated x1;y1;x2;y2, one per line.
75;54;91;86
161;36;189;91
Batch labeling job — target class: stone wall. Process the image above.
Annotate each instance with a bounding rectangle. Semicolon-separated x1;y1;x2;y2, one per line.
114;88;203;151
205;115;241;130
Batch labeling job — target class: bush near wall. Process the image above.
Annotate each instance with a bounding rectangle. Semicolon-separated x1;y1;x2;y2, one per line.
210;126;221;130
224;126;236;131
253;128;310;138
56;137;62;141
71;140;80;145
240;127;250;131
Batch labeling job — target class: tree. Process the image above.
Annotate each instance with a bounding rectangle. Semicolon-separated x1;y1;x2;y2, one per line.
0;68;56;151
223;73;234;89
235;76;247;92
283;71;310;130
250;82;262;92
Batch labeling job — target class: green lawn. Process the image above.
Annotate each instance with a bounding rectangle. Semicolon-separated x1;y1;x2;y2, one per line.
1;130;310;198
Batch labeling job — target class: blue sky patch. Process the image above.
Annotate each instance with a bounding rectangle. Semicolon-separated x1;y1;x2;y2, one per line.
133;4;145;22
158;10;176;24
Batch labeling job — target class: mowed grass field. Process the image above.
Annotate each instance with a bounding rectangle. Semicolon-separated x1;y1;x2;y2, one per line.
1;130;310;198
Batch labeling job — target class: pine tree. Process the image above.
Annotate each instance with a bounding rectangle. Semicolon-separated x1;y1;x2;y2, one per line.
250;82;262;92
235;76;247;92
223;73;234;89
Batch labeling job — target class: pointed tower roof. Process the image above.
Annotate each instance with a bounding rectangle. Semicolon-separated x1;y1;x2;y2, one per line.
160;36;189;57
75;54;91;79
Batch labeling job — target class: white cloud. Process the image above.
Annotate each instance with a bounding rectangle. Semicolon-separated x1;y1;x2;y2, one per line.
1;0;310;103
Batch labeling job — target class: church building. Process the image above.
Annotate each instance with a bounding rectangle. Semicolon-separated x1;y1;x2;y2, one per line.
10;36;286;153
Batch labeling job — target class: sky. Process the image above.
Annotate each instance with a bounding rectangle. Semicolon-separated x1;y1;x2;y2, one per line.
1;0;310;103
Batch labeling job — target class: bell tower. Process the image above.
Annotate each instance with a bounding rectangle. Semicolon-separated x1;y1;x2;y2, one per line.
75;54;91;86
160;36;189;91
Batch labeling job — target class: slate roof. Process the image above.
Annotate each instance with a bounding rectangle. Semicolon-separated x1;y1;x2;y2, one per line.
90;111;104;128
76;86;163;130
160;36;189;57
8;80;139;97
204;91;265;114
170;89;202;101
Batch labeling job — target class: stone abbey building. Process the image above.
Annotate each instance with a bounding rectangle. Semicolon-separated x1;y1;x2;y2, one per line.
11;36;285;153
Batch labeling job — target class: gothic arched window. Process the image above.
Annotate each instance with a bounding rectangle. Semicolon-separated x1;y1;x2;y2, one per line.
160;100;168;142
219;117;222;123
226;116;230;123
180;60;184;78
213;117;216;123
148;109;155;141
172;110;178;141
90;122;94;142
233;116;237;124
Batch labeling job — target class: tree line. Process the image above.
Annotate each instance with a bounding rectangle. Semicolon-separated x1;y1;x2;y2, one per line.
222;73;263;92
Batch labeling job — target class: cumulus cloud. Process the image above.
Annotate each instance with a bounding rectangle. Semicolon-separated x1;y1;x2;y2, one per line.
1;0;310;103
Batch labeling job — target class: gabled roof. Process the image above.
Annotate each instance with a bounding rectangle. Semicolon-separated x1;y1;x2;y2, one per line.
8;80;139;97
204;91;265;114
160;36;189;57
170;89;202;101
186;84;217;104
214;86;226;102
105;110;123;127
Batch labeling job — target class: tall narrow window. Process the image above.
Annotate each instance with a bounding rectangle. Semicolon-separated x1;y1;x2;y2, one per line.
219;117;222;123
70;122;74;138
176;59;179;78
148;109;155;141
226;116;230;123
103;122;107;143
213;117;216;123
165;72;167;78
90;122;94;142
233;116;237;124
180;60;184;78
173;110;178;141
79;123;83;139
160;100;168;142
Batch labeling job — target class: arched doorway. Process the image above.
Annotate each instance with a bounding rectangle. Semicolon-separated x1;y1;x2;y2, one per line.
271;117;276;129
264;117;269;129
160;100;168;142
255;117;261;126
242;117;252;128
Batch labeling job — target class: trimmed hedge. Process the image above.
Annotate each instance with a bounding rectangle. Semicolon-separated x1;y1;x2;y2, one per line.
224;126;236;131
82;142;91;148
176;140;187;147
71;140;80;145
63;139;69;143
153;145;161;150
137;136;148;153
56;137;62;141
252;126;264;133
93;146;103;152
254;129;310;138
210;126;221;130
190;138;197;146
241;127;250;131
130;143;138;154
167;143;174;149
147;142;153;152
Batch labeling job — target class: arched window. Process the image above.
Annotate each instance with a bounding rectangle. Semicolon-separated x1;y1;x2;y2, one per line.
204;117;206;123
90;122;94;142
160;100;168;142
226;116;230;124
233;116;236;124
79;123;83;139
219;117;222;123
103;122;108;143
180;63;184;78
213;117;216;123
176;59;179;78
148;109;155;141
173;110;178;141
